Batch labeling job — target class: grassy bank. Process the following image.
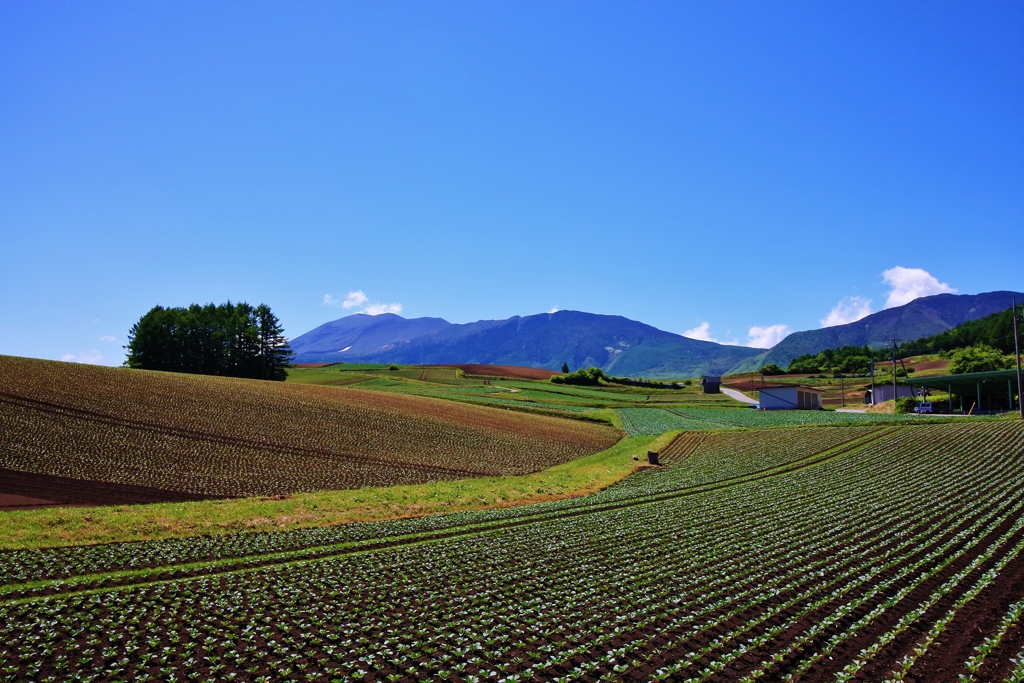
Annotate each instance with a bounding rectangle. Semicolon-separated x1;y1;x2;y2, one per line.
0;433;677;551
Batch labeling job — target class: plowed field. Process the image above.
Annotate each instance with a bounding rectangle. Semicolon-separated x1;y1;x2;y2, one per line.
0;355;618;501
0;469;218;510
439;364;563;379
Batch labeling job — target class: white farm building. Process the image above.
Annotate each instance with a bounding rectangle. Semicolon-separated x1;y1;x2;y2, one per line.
758;385;823;410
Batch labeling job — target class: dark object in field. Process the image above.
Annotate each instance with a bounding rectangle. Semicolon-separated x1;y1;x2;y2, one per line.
701;376;721;393
647;451;659;465
0;468;226;511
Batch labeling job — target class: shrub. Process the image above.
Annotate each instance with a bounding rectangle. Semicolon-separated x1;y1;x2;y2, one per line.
895;397;918;413
948;344;1014;374
551;367;606;386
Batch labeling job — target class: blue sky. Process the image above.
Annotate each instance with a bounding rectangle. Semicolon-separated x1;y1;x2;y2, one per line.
2;1;1022;365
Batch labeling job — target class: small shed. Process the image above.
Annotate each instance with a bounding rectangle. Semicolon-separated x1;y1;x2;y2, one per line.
701;376;721;394
863;384;916;405
758;385;823;410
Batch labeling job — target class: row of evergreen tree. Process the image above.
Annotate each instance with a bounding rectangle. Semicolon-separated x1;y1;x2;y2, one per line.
125;302;293;380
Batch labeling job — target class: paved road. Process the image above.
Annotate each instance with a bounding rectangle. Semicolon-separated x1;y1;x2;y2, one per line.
721;387;758;404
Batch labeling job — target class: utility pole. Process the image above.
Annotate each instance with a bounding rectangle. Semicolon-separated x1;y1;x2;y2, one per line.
892;335;898;405
1014;298;1023;420
840;374;845;407
869;361;875;406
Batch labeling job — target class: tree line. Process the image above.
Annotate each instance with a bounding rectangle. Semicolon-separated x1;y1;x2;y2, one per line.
125;302;293;380
897;304;1022;357
551;366;684;388
777;304;1022;376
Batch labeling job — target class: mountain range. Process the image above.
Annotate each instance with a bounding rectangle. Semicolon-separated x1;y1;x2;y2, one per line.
732;290;1024;372
290;311;765;378
290;290;1023;378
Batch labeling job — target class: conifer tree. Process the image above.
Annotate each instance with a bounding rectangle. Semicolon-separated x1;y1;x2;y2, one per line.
126;302;293;380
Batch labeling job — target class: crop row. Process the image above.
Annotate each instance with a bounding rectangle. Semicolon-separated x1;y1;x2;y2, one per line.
658;423;879;472
0;421;1020;682
959;597;1024;681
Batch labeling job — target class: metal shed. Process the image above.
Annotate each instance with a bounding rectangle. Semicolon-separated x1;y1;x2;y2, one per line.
757;385;823;410
864;384;916;404
910;369;1020;414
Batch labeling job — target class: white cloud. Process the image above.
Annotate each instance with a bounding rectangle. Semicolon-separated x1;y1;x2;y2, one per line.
747;324;791;348
821;296;873;327
324;290;370;308
61;350;103;364
882;267;956;308
683;321;716;342
342;290;368;309
326;290;402;315
682;321;738;345
364;303;403;316
97;335;117;343
548;307;559;314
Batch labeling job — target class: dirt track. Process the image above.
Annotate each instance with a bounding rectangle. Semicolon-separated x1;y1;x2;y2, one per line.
0;468;224;511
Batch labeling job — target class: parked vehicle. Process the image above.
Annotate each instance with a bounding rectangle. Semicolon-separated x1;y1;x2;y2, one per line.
914;402;933;414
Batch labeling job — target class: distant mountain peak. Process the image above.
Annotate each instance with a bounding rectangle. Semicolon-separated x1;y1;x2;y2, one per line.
290;309;762;378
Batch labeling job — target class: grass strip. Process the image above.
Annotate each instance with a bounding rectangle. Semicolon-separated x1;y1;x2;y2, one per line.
0;432;675;551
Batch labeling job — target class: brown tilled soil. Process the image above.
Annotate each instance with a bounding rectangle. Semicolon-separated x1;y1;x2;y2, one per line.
796;512;1024;683
910;359;949;371
0;468;225;511
439;364;563;380
898;550;1024;682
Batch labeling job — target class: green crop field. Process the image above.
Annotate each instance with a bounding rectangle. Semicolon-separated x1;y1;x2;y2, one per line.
1;421;1022;682
615;405;946;435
